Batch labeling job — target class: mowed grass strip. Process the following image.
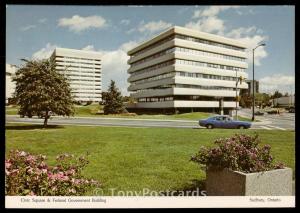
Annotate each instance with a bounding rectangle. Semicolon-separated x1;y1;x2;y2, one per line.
6;124;294;195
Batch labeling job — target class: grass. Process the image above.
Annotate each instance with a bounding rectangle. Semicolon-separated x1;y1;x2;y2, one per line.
7;104;257;121
5;123;295;195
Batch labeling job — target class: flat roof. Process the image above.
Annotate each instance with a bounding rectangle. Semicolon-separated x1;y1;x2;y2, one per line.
53;47;102;59
127;26;248;55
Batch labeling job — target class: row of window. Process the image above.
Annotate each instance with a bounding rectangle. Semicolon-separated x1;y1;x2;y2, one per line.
58;70;101;75
71;88;101;91
130;60;175;76
131;46;245;67
65;74;101;78
72;91;102;94
68;78;99;82
130;33;245;59
130;58;245;77
133;84;237;94
131;35;174;57
130;72;175;86
172;47;245;62
176;84;236;90
175;34;245;52
138;96;174;102
71;83;101;86
176;59;245;72
56;60;101;66
137;95;235;103
57;65;100;69
59;56;101;62
131;49;170;67
177;71;238;81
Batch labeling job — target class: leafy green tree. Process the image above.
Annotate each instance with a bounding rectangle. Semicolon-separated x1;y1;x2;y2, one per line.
102;80;125;114
13;59;74;127
255;93;271;108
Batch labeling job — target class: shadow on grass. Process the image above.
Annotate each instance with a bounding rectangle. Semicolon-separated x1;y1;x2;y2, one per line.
6;125;64;130
161;179;206;196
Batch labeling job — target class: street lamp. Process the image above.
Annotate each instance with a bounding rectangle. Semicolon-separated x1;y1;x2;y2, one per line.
252;43;266;121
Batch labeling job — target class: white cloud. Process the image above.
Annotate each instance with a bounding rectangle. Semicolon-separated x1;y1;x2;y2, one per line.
185;16;225;35
137;20;172;34
38;18;47;24
99;40;139;95
20;25;36;31
32;43;58;60
58;15;107;33
192;6;240;18
81;41;138;96
259;74;295;94
81;45;96;51
120;19;130;25
186;6;268;65
225;26;268;65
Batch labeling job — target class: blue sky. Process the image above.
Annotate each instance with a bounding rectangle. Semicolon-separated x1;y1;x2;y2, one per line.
6;5;295;95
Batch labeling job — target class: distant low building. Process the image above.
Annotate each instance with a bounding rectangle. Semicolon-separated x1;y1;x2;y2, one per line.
270;95;294;108
6;64;17;104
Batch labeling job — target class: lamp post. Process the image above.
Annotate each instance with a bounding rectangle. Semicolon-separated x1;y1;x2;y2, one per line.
252;43;266;121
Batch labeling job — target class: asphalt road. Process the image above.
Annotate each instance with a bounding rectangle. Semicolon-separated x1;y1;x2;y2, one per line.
6;114;295;131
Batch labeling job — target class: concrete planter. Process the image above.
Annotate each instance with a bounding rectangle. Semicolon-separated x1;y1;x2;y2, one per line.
206;167;293;196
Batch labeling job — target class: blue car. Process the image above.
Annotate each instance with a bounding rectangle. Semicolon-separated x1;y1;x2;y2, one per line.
199;115;252;129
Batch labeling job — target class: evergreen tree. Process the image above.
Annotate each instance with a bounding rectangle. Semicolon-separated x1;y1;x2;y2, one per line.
102;80;125;114
13;58;74;127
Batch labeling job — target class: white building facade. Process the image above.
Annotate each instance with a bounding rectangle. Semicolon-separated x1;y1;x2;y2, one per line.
6;64;17;104
50;48;102;103
127;26;248;114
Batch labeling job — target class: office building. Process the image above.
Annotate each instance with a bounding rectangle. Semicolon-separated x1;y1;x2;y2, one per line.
50;47;102;103
126;26;248;114
244;80;259;95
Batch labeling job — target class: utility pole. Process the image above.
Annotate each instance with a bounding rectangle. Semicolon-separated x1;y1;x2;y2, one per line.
252;43;266;121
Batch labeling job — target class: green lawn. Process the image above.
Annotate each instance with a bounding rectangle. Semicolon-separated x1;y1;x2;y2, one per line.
5;123;295;195
7;104;255;121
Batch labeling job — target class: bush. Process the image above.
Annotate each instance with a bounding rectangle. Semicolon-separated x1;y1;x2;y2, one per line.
191;134;285;173
5;150;100;196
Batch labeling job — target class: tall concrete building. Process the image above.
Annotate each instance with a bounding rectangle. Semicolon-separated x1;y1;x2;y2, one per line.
127;26;248;114
6;64;17;104
50;48;102;103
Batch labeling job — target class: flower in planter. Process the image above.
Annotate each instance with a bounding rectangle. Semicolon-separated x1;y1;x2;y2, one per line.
191;134;285;173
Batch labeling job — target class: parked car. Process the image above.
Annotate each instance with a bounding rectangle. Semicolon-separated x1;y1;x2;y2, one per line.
199;115;252;129
266;108;278;114
254;111;265;116
288;107;295;113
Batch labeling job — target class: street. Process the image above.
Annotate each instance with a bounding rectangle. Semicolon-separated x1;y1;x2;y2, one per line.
6;113;295;130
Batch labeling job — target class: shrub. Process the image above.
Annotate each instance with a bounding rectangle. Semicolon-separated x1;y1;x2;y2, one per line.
5;150;100;196
191;134;285;173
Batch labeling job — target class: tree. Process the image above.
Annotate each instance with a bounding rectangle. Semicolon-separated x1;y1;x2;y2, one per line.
271;90;283;99
255;93;271;108
239;93;252;108
13;59;74;127
102;80;125;114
